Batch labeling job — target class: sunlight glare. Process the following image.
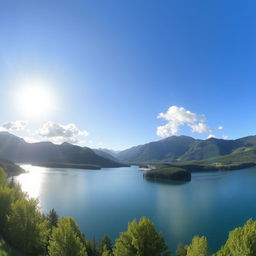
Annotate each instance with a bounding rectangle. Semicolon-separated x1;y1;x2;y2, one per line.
17;81;54;118
15;165;44;199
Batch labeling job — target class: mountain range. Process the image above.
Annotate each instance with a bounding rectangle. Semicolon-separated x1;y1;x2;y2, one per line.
0;132;126;169
1;132;256;174
112;135;256;163
92;149;120;162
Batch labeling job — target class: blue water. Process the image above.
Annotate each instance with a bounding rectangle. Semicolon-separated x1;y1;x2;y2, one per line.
15;165;256;253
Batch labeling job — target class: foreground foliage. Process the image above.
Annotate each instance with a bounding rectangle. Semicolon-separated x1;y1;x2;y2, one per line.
213;218;256;256
1;167;256;256
186;236;208;256
114;217;169;256
7;198;50;255
48;217;87;256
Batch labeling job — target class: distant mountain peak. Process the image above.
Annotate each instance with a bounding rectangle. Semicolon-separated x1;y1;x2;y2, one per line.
116;134;256;163
0;131;25;143
0;132;126;168
61;142;73;146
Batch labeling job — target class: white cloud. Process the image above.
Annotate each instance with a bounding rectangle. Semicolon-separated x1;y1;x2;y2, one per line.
218;126;224;130
37;121;88;144
157;106;203;123
24;137;40;143
222;135;229;140
207;134;216;139
0;120;28;131
190;122;212;133
156;122;180;137
156;106;211;137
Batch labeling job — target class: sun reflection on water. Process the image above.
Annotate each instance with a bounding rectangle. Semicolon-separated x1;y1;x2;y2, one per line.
15;165;45;200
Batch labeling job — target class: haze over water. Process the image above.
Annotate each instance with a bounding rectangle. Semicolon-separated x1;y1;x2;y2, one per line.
15;165;256;253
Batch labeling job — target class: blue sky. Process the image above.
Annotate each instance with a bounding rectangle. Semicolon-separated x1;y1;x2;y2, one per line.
0;0;255;150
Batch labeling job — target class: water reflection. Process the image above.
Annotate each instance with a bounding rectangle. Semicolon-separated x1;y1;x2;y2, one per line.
14;165;46;200
13;165;256;253
145;178;189;186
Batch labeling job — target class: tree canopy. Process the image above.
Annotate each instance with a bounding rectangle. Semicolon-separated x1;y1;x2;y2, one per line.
6;198;49;255
114;217;169;256
0;168;7;188
48;217;87;256
186;236;208;256
214;219;256;256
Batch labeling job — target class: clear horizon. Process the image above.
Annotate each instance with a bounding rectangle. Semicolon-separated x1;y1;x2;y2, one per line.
1;1;255;150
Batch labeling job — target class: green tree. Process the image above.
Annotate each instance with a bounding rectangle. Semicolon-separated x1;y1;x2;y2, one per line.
176;243;187;256
98;235;112;255
102;244;113;256
0;187;15;233
214;219;256;256
48;217;87;256
113;217;169;256
0;251;7;256
186;236;208;256
0;168;7;188
85;239;98;256
8;176;15;188
6;198;50;255
47;208;58;228
5;181;26;203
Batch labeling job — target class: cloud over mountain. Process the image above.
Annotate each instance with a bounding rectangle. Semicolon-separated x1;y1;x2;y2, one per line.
37;121;88;144
190;122;212;133
157;106;212;137
207;134;216;139
0;120;28;131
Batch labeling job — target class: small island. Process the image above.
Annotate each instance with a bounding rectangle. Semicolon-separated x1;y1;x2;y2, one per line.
144;167;191;182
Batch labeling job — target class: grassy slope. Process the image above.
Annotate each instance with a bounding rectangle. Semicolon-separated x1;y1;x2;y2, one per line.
159;147;256;172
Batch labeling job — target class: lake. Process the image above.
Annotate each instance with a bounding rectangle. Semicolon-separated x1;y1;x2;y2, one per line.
15;165;256;253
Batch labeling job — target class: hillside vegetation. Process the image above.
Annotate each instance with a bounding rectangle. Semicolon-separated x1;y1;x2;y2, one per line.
144;147;256;182
170;146;256;172
116;135;256;164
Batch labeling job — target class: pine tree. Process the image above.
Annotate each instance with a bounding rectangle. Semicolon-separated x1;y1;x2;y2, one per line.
102;244;113;256
47;208;58;228
85;239;98;256
98;235;113;255
8;176;15;188
48;217;87;256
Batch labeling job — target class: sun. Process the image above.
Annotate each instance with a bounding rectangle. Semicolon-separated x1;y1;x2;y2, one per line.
17;81;54;118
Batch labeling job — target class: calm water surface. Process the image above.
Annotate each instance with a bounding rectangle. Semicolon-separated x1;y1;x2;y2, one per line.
15;165;256;253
